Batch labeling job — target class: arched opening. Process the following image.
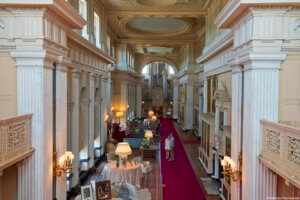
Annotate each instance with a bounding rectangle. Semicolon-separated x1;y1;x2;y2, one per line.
141;61;174;117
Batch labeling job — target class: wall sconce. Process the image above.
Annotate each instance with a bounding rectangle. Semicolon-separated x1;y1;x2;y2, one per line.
53;151;74;177
127;105;129;109
104;114;109;123
170;101;173;105
221;155;242;181
111;106;115;112
142;101;144;104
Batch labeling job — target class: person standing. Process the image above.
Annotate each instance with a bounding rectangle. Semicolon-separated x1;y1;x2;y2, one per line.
165;135;170;160
169;133;175;161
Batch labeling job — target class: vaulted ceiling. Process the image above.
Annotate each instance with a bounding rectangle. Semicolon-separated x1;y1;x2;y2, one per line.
101;0;207;58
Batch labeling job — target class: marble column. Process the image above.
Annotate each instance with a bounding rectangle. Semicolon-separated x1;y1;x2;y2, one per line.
88;73;95;168
173;82;179;120
100;77;108;155
136;83;142;118
12;50;54;200
120;81;128;124
203;78;208;113
230;65;243;199
54;57;69;200
79;81;90;171
71;69;80;187
241;54;285;200
94;76;101;158
198;87;204;137
186;82;193;129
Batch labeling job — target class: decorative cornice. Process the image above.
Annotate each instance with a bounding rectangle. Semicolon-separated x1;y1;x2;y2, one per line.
68;30;116;64
215;0;300;29
0;0;86;29
196;30;233;64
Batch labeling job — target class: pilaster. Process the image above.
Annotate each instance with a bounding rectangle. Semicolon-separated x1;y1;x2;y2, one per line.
186;82;194;129
11;50;54;200
173;82;179;120
136;83;142;118
100;77;108;155
230;64;243;200
54;56;70;200
71;69;80;187
120;81;128;124
88;73;95;168
241;53;286;200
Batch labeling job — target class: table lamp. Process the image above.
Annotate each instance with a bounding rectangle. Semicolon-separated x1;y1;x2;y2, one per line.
115;142;132;168
148;110;154;117
144;130;153;140
116;111;124;123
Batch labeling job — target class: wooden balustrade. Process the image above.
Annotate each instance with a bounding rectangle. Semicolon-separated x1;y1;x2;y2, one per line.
260;120;300;188
0;114;34;171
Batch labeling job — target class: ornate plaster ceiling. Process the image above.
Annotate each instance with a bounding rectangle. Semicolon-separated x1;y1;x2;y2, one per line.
126;17;188;35
103;0;206;10
101;0;207;60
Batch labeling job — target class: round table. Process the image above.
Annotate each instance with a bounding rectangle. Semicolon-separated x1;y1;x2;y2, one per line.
101;161;142;187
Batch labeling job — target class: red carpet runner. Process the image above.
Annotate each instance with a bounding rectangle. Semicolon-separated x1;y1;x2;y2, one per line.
160;119;206;200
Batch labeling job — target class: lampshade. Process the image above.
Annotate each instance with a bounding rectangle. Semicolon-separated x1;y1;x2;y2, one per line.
116;111;124;118
145;130;153;139
151;115;157;120
115;142;132;157
148;110;154;116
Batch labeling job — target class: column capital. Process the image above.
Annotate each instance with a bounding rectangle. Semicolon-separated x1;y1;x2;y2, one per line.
11;50;54;70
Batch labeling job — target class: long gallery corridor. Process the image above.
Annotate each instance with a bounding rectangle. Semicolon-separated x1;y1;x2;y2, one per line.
0;0;300;199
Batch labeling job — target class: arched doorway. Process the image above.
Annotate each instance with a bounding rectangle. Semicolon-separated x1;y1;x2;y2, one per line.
141;61;175;117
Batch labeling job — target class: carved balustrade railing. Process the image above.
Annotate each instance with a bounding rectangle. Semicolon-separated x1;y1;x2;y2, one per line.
260;120;300;188
0;114;34;171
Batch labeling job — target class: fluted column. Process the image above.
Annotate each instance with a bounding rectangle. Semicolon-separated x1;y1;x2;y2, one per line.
54;57;69;200
120;81;128;124
12;50;54;200
71;69;80;187
258;163;277;199
173;82;179;120
79;79;90;171
203;78;208;113
186;82;193;129
136;83;142;118
100;77;108;155
230;65;243;200
94;76;101;158
88;73;95;168
242;53;286;200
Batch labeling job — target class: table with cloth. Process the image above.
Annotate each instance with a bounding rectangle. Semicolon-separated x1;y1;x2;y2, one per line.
101;161;142;187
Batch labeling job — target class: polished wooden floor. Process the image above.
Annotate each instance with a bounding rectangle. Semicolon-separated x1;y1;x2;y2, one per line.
173;121;221;200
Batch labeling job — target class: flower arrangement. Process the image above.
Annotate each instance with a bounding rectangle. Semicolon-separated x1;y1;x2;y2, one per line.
141;138;150;149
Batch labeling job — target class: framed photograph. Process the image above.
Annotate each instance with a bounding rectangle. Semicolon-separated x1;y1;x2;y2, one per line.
81;185;93;200
95;180;112;200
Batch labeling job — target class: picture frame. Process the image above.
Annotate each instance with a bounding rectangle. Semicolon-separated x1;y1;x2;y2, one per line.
95;180;112;200
81;185;93;200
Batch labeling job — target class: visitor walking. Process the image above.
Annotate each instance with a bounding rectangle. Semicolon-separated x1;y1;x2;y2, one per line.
165;135;170;160
169;133;175;161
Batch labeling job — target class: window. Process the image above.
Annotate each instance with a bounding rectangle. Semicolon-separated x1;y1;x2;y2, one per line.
94;12;100;48
207;76;218;113
106;35;111;54
79;0;88;39
142;64;149;75
168;65;175;75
